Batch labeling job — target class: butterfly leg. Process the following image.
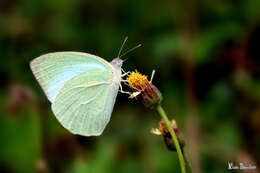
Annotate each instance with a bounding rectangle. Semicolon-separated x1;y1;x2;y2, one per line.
121;79;130;83
121;72;131;77
121;68;127;74
120;81;142;99
119;83;131;95
121;79;144;93
121;68;132;77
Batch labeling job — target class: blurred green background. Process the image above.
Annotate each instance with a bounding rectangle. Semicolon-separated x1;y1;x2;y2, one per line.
0;0;259;172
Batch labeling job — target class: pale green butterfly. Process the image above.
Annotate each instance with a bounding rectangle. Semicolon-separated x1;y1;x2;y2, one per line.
30;38;141;136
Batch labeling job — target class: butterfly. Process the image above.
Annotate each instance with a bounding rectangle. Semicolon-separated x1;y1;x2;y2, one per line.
30;38;141;136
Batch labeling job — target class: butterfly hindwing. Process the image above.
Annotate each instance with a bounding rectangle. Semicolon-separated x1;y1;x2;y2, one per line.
51;68;119;136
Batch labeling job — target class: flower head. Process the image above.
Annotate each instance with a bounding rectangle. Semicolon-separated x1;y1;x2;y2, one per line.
127;71;149;90
151;119;185;152
127;70;162;108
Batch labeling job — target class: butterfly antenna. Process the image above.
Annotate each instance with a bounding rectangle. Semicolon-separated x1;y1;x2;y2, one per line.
117;37;128;58
120;44;142;60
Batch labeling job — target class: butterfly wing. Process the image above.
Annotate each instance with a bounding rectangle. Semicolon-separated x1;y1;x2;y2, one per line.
30;52;113;102
51;69;119;136
30;51;119;136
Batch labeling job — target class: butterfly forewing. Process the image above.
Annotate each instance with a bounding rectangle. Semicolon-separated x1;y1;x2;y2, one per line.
30;52;113;102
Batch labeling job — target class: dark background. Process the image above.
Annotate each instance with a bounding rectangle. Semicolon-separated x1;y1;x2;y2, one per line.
0;0;259;172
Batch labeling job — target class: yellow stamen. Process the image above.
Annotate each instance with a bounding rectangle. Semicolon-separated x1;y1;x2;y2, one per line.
127;70;149;89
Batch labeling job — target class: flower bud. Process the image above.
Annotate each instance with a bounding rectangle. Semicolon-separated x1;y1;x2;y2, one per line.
152;119;185;152
161;119;185;151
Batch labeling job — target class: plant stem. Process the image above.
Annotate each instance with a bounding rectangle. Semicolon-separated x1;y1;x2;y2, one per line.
156;104;186;173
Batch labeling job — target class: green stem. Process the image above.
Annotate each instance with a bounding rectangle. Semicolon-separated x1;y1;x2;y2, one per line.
156;104;186;173
183;149;192;173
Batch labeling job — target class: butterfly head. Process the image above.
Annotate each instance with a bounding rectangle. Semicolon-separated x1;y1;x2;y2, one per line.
111;37;141;69
110;58;123;85
110;58;123;68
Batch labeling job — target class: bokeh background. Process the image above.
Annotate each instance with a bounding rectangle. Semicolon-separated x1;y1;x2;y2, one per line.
0;0;259;172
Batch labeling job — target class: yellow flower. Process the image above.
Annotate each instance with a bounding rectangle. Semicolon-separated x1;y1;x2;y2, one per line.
127;71;149;91
126;70;162;108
